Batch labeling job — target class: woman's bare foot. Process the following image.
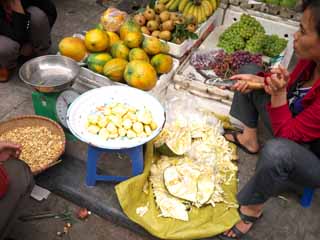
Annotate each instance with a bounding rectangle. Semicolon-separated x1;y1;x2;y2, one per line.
223;206;262;238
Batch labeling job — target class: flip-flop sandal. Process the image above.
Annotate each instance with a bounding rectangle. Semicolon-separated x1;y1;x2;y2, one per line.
223;130;258;155
218;209;263;240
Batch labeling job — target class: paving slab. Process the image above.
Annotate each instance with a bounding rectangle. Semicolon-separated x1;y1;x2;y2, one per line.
8;192;146;240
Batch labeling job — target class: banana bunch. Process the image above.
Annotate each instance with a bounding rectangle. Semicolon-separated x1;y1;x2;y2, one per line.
180;0;217;23
164;0;181;11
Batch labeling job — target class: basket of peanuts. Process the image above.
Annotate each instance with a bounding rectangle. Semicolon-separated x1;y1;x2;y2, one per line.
67;85;166;149
0;115;66;175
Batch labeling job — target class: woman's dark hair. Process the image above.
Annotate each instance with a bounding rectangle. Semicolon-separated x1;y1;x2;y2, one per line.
302;0;320;36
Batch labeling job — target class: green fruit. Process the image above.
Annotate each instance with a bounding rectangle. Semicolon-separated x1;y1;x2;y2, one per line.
86;52;112;74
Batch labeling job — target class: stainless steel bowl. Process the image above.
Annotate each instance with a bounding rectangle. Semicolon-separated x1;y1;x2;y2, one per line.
19;55;80;93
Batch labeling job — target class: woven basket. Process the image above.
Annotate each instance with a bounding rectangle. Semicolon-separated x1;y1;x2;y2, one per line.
0;115;66;175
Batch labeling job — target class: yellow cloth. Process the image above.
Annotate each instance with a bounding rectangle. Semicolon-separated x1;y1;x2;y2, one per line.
115;143;240;240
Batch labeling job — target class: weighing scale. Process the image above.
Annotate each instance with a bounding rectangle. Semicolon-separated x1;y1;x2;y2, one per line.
32;90;80;140
19;55;82;140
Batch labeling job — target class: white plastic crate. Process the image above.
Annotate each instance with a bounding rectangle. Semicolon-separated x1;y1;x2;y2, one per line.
71;58;180;104
143;8;225;59
222;6;299;68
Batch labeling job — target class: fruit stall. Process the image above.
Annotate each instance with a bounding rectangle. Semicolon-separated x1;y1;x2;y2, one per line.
10;0;300;239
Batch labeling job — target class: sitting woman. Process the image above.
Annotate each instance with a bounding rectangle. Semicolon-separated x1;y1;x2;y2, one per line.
0;0;57;82
221;0;320;239
0;141;34;239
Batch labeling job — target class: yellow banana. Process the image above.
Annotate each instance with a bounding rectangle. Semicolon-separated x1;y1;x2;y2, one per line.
183;2;192;16
165;0;175;9
194;6;200;24
159;0;170;3
200;4;207;22
188;4;195;17
210;0;217;11
202;0;213;17
169;0;180;11
178;0;189;12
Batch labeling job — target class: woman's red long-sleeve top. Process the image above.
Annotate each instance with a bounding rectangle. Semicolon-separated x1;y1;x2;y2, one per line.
267;59;320;142
0;165;9;198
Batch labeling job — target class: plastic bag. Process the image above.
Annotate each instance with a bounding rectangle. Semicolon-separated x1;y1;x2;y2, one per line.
100;7;128;32
164;89;221;128
190;49;226;70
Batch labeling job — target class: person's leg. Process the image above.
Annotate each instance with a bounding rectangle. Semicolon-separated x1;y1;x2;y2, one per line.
0;159;34;239
0;36;21;82
225;90;271;153
224;138;320;238
26;6;52;56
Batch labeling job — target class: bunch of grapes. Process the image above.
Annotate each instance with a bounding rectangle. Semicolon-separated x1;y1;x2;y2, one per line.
212;54;234;78
190;49;264;79
218;27;246;53
245;33;266;54
263;35;288;57
217;13;288;58
231;51;263;71
190;50;227;70
239;14;265;40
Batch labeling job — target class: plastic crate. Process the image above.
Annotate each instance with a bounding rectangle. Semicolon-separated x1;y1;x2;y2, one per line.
71;58;180;104
228;0;302;21
223;6;299;68
143;8;225;59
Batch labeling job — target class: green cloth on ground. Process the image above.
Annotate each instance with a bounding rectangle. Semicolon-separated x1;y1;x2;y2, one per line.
115;143;240;240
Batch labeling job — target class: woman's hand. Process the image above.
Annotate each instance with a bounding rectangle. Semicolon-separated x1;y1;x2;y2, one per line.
264;65;290;96
0;141;22;163
230;74;264;93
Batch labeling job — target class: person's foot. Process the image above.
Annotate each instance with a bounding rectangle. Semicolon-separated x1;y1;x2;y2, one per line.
223;206;262;238
224;131;259;154
0;67;10;82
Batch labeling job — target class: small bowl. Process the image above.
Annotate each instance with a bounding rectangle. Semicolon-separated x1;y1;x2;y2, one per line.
19;55;80;93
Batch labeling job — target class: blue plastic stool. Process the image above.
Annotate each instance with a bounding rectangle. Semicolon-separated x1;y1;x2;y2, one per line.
86;145;144;186
300;187;315;208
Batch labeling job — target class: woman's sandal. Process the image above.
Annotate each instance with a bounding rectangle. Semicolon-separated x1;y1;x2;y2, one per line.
223;130;259;155
218;209;263;240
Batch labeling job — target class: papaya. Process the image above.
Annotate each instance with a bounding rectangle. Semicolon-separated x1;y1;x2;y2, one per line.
59;37;87;62
106;31;120;50
142;37;169;55
103;58;128;82
119;19;141;40
124;31;144;48
129;48;149;62
86;52;112;74
110;41;130;60
84;29;109;52
151;54;173;74
124;60;157;90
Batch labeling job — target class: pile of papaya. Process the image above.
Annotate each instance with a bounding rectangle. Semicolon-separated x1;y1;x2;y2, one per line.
58;8;174;91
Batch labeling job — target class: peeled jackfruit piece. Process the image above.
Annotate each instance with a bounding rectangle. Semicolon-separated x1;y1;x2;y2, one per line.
87;125;100;134
97;116;109;128
106;122;117;133
118;127;127;137
87;115;99;125
132;122;144;134
150;121;158;130
98;127;109;140
122;118;133;130
144;125;152;136
126;129;137;139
